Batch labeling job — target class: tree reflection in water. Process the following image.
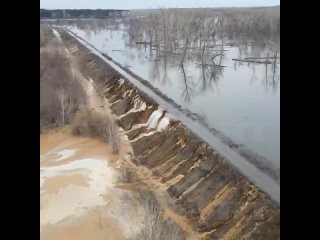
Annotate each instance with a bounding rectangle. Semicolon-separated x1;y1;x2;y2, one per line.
233;47;280;94
149;59;160;82
180;64;196;104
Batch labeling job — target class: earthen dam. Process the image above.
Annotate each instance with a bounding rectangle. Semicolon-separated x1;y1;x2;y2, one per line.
54;26;280;239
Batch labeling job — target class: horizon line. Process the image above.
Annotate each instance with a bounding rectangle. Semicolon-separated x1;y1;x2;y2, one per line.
40;5;280;11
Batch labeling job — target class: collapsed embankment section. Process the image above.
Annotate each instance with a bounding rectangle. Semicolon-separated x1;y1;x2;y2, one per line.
57;28;280;240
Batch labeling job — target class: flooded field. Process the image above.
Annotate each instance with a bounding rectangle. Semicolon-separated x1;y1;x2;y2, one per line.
50;14;280;172
40;130;139;239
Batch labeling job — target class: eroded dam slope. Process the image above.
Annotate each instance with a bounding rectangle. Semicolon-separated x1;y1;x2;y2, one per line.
57;28;280;240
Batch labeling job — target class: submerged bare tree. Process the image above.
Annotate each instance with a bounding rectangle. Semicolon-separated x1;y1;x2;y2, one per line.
74;7;279;101
223;6;280;45
57;88;68;126
57;88;74;126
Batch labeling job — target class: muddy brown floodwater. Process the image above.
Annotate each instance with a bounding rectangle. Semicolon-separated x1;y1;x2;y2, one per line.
40;129;148;240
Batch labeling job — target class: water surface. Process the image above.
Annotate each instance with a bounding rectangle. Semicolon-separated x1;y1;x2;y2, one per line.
59;20;280;171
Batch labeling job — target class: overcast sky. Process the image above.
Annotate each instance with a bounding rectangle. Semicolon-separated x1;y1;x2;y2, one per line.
40;0;280;10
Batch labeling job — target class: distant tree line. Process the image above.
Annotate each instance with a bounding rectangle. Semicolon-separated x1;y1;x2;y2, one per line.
40;9;130;19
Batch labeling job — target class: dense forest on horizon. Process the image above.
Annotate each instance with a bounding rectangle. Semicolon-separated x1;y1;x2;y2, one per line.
40;9;130;19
